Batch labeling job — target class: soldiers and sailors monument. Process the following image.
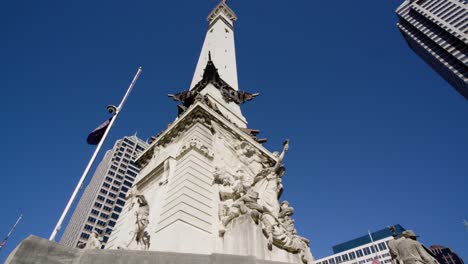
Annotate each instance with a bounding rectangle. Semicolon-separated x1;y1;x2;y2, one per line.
6;1;316;263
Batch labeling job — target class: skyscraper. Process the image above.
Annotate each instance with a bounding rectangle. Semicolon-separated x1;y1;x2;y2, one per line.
59;135;148;248
430;245;465;264
396;0;468;99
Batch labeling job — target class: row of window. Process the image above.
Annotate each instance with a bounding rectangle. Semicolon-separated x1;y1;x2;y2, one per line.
318;242;388;264
123;138;135;146
93;202;112;212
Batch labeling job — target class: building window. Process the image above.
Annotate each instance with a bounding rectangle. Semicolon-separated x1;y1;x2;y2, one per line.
335;256;342;263
122;181;132;187
100;213;109;219
116;199;125;206
349;252;356;260
342;254;349;261
84;224;93;231
108;192;117;198
329;258;336;264
105;199;114;205
119;193;126;199
363;247;371;255
80;233;90;239
356;249;364;258
111;213;119;220
94;202;102;208
127;170;137;177
97;195;105;201
114;206;122;213
103;206;112;212
111;186;119;192
108;220;116;227
124;138;135;146
97;220;106;227
378;242;387;251
136;146;145;152
91;209;99;216
88;217;96;223
103;183;110;188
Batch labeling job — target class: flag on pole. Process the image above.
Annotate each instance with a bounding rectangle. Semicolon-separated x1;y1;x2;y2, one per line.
0;239;6;249
0;214;22;251
371;257;381;264
86;118;112;145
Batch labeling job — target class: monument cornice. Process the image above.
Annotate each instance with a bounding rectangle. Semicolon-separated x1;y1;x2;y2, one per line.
136;102;278;168
207;1;237;25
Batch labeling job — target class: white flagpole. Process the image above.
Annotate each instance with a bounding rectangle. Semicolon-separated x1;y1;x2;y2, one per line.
368;230;380;261
49;67;143;241
6;214;23;238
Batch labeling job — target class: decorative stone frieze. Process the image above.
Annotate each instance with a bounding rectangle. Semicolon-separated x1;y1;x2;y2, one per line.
177;138;214;160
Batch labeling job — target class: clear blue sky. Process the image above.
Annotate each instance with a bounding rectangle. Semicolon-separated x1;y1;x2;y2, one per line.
0;0;466;262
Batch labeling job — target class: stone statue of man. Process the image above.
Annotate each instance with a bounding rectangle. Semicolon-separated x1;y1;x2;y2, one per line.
84;231;102;249
253;139;289;219
395;230;438;264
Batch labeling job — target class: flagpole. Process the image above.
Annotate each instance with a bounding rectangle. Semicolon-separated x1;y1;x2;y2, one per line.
49;67;143;241
368;230;380;261
0;214;23;251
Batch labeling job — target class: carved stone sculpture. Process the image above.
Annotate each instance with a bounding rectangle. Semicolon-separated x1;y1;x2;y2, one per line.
222;189;264;227
392;230;438;264
125;188;150;250
84;231;102;249
253;140;289;218
270;202;314;264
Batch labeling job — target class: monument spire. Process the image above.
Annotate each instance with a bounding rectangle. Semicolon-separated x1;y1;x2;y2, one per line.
190;0;238;91
169;0;259;128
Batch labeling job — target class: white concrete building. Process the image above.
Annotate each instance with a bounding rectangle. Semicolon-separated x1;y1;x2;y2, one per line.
105;1;314;263
315;226;406;264
60;135;148;248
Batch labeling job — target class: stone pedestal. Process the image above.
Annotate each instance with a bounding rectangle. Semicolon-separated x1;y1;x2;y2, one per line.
6;235;294;264
222;215;302;263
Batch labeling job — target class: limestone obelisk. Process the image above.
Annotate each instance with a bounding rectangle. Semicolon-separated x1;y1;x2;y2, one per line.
105;1;314;263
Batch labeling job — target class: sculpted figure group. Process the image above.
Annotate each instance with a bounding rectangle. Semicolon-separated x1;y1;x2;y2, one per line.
215;139;314;264
388;227;438;264
125;187;151;250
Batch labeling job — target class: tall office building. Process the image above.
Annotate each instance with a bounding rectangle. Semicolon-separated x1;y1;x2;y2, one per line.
60;135;148;248
396;0;468;99
315;225;406;264
430;245;465;264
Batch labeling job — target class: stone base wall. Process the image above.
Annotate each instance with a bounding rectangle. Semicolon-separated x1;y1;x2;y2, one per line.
6;235;293;264
221;215;303;263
